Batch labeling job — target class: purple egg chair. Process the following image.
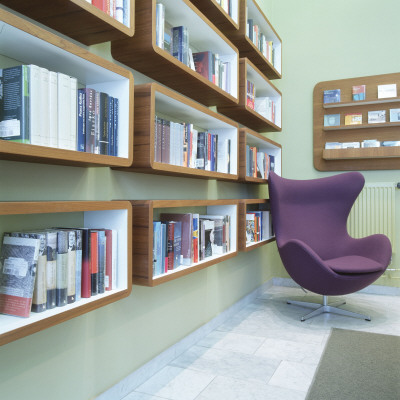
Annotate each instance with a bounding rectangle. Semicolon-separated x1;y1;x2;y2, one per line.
268;171;392;321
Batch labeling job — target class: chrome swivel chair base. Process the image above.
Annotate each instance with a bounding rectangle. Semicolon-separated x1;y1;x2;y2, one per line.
287;295;371;322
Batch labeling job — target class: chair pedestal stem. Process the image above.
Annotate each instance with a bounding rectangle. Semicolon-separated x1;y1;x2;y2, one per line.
287;296;371;322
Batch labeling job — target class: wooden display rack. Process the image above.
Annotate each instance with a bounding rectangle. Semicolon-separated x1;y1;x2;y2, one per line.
239;128;282;182
116;82;239;181
314;73;400;171
0;8;134;168
0;0;135;45
0;201;132;346
130;199;238;286
238;199;275;252
218;58;282;132
111;0;239;107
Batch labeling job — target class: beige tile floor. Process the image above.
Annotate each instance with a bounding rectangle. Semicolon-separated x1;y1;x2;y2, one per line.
123;285;400;400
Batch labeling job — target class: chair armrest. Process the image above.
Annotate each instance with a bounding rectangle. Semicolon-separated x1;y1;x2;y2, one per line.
347;234;392;265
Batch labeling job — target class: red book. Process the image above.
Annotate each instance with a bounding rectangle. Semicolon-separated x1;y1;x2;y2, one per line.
90;231;98;295
92;0;105;11
81;229;91;298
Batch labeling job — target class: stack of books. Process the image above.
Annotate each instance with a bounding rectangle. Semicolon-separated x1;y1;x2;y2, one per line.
247;80;255;110
246;145;275;179
153;213;231;277
0;228;117;318
0;65;119;156
246;210;273;244
154;116;231;174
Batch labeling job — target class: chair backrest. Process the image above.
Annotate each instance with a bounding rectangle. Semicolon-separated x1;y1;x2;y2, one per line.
268;172;365;260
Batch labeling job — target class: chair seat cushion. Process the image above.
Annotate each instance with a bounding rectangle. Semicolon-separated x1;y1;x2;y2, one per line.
325;255;386;275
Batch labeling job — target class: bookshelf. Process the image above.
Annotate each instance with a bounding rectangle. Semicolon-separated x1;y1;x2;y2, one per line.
188;0;239;35
238;199;275;252
314;73;400;171
116;82;239;181
239;128;281;182
225;0;281;80
111;0;239;107
130;199;238;286
0;0;135;45
0;8;134;168
0;200;132;346
218;58;282;132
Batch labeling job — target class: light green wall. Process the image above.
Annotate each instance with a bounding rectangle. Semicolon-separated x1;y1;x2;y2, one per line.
1;1;399;399
259;0;400;284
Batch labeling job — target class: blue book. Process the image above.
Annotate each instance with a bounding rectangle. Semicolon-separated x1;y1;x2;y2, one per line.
97;230;106;294
1;65;30;143
323;89;341;104
172;26;188;65
108;96;114;156
152;221;162;277
173;221;182;269
77;89;86;152
113;97;119;156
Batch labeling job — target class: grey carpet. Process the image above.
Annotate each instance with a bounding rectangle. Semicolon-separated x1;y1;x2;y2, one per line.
306;328;400;400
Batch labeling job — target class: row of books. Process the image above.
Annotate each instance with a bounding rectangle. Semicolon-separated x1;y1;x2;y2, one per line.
247;19;275;66
89;0;131;27
0;228;117;318
324;108;400;127
215;0;234;18
246;210;273;244
246;80;256;109
0;65;119;156
154;116;231;174
153;213;231;277
325;140;400;150
246;145;275;179
155;3;232;93
323;83;399;104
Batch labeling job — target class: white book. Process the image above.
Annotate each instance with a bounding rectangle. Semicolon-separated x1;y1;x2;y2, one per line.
155;2;165;49
39;68;50;147
48;71;58;148
115;0;124;23
378;83;397;99
57;72;71;150
256;152;265;178
217;138;228;174
190;127;198;169
29;64;41;146
261;211;271;240
179;123;184;167
70;77;77;151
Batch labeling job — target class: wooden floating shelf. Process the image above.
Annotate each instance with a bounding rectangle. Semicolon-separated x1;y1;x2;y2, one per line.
0;0;135;45
0;201;132;347
239;127;282;182
130;199;238;287
323;122;400;131
238;199;275;252
314;72;400;171
226;0;282;80
323;97;400;108
112;0;239;107
114;83;239;181
323;147;400;160
218;58;282;132
0;8;134;168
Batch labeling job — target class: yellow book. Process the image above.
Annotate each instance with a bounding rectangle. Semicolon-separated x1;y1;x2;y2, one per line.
345;113;362;125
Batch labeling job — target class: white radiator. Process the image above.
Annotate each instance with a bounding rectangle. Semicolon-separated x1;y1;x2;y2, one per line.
347;183;396;253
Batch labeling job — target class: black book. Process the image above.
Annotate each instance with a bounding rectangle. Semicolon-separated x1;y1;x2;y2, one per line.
56;230;68;307
99;92;109;155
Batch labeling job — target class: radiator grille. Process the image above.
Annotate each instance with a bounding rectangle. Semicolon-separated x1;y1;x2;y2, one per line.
347;183;396;253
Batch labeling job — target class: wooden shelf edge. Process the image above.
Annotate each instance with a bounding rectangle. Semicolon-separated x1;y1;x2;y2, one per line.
323;147;400;160
323;122;400;131
241;237;275;252
323;97;400;109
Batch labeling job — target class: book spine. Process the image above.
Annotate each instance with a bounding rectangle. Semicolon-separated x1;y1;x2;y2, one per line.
90;231;98;296
104;229;113;290
75;229;82;301
70;77;77;151
39;68;50;147
85;88;96;153
77;89;86;152
94;91;100;154
66;230;76;304
48;71;58;148
56;230;68;307
57;72;71;150
45;230;57;309
30;233;47;313
115;0;124;23
81;229;91;298
113;97;119;156
97;231;106;294
167;222;174;270
108;96;114;156
99;92;109;155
